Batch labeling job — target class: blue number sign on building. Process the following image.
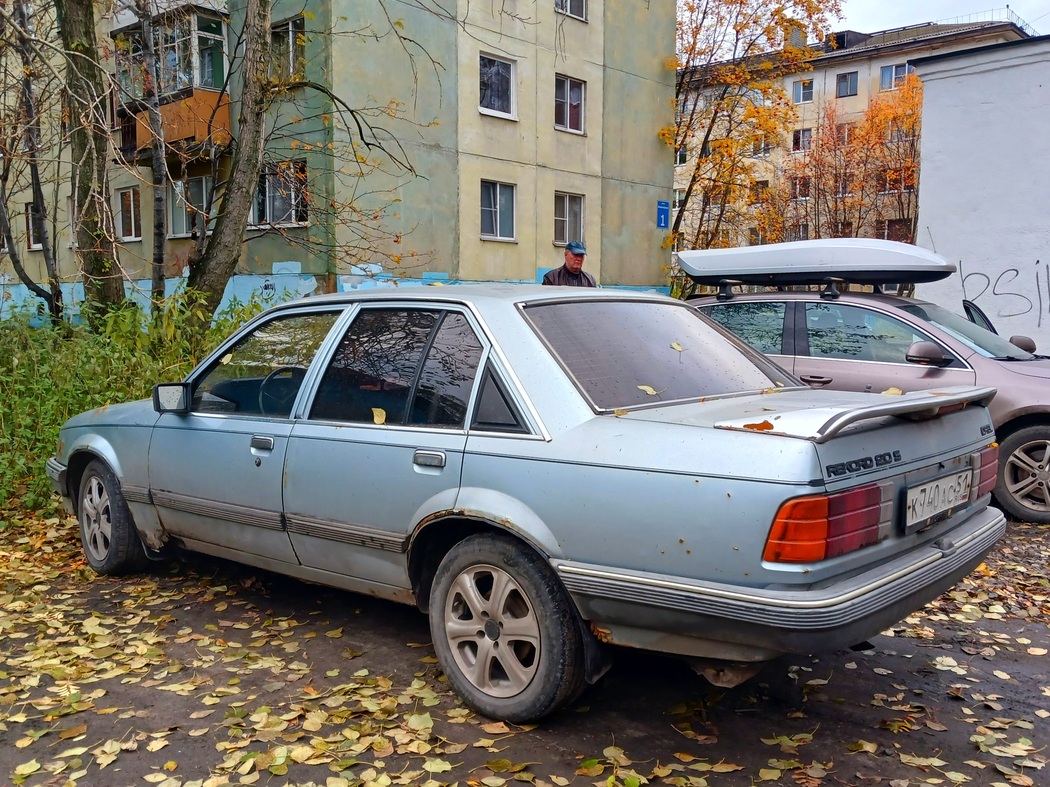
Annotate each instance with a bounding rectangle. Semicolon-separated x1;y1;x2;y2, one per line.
657;200;670;229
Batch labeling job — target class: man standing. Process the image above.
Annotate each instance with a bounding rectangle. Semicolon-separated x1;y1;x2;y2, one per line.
542;241;596;287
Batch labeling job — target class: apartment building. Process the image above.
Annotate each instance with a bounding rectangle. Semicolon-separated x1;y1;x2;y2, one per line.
0;0;675;315
673;11;1032;252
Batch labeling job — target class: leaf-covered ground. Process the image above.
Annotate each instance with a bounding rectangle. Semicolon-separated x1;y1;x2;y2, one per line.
1;511;1047;787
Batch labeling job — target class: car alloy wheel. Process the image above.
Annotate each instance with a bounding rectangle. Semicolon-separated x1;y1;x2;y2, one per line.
995;426;1050;524
78;459;148;574
429;533;585;721
444;563;541;698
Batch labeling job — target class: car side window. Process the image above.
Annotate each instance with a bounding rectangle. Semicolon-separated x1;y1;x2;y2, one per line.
310;308;483;428
192;312;340;417
407;313;484;427
805;303;937;364
471;365;528;434
701;302;787;355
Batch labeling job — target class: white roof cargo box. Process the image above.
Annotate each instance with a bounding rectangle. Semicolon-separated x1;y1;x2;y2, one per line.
675;239;956;287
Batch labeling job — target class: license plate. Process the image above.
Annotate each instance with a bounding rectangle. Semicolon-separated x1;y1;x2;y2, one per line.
905;471;972;531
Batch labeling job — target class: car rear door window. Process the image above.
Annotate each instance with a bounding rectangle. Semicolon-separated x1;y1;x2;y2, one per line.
804;303;938;363
192;311;340;417
310;308;484;427
407;313;484;427
471;365;527;433
701;301;787;354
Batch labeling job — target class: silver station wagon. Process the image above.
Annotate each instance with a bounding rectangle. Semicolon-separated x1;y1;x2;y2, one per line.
48;285;1006;721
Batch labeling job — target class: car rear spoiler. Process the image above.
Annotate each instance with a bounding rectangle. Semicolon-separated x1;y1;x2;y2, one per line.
714;386;997;444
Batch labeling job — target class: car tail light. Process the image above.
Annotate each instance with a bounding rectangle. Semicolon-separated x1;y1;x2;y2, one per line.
973;444;998;499
763;484;890;563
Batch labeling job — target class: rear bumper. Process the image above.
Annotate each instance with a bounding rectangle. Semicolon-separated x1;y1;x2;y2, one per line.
554;505;1006;661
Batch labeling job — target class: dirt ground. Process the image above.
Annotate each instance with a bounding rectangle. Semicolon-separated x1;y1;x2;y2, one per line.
1;516;1047;787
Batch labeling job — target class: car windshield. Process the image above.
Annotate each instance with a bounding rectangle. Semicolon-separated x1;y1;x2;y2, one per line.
523;299;789;410
899;302;1035;360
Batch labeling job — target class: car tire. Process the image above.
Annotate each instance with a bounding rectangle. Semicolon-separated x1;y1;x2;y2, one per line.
995;425;1050;524
78;459;148;574
429;533;586;722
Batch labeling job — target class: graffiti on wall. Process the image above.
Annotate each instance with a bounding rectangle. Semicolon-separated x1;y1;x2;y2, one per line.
960;258;1050;326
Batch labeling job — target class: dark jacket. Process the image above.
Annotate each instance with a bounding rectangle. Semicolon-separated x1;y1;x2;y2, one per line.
541;264;596;287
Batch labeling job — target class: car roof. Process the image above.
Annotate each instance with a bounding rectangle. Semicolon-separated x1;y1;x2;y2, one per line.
266;284;675;312
676;239;956;287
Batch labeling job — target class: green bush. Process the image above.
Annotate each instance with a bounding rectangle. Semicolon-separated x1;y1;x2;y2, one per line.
0;294;263;513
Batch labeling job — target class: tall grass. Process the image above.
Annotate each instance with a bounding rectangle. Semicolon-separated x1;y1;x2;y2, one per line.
0;295;263;514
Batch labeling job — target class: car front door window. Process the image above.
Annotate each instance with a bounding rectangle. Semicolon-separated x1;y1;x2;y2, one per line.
192;312;340;417
804;303;941;364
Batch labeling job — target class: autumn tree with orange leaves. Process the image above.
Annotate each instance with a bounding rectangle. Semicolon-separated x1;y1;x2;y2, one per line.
667;0;841;268
773;72;923;243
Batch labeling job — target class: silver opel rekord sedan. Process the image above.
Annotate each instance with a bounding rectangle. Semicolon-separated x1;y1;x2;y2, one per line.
48;285;1005;721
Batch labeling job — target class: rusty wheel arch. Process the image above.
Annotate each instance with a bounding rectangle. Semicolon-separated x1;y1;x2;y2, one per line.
407;511;552;614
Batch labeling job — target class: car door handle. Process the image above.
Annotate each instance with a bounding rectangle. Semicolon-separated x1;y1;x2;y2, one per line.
250;435;275;451
800;375;833;387
414;450;446;468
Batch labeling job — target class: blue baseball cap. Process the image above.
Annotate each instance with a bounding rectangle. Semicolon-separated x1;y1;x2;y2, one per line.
565;241;587;255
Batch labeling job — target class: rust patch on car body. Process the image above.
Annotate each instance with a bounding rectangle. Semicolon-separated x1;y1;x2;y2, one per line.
742;420;775;431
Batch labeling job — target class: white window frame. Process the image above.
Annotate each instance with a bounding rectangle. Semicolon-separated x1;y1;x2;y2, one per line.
792;128;812;153
554;191;584;245
168;175;212;238
675;146;688;166
116;13;227;102
479;54;516;119
875;217;912;241
250;160;309;227
117;186;142;241
751;135;772;158
480;180;516;241
555;0;587;21
880;63;912;91
787;223;810;242
672;188;685;211
25;203;43;250
878;168;915;195
792;79;813;104
790;176;810;201
196;14;225;89
554;74;585;133
271;17;305;81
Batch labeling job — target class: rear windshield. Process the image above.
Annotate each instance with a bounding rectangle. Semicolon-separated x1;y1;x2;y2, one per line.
523;299;787;410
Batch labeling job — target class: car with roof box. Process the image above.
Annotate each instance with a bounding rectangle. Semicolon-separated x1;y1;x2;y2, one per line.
48;283;1004;721
684;238;1050;524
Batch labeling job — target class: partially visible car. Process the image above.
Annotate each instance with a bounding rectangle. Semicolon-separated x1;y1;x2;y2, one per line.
49;285;1005;722
684;238;1050;524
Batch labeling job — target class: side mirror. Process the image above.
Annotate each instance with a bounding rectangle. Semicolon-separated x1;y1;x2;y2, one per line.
153;382;191;414
1010;335;1037;353
906;341;952;368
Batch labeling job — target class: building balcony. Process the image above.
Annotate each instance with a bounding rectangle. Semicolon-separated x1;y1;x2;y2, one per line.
116;89;232;165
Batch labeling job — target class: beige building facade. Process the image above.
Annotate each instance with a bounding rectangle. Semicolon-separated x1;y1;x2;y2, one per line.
673;12;1032;252
1;0;675;317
